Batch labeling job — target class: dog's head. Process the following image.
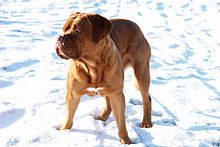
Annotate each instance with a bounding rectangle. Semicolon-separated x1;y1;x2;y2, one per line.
55;12;112;60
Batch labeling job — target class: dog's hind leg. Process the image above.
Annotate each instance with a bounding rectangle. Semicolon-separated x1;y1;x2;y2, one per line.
95;96;112;121
133;53;152;128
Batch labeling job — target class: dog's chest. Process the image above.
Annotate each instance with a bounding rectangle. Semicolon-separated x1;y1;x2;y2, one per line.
78;61;106;86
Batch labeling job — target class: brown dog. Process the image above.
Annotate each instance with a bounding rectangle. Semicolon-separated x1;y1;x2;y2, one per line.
55;12;152;144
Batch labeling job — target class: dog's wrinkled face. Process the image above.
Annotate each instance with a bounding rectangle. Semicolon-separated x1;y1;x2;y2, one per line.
55;12;112;60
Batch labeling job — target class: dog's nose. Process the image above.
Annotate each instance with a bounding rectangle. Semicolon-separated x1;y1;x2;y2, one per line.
58;34;64;42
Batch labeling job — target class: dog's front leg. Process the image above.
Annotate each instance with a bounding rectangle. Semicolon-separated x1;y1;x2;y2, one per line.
109;92;132;144
60;91;80;130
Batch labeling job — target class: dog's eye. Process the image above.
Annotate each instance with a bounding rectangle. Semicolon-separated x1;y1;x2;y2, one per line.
74;28;82;35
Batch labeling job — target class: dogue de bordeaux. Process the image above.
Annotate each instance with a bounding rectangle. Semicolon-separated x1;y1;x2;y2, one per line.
55;12;152;144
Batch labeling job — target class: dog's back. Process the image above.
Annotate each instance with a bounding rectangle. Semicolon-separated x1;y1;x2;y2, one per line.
110;19;139;52
110;19;151;68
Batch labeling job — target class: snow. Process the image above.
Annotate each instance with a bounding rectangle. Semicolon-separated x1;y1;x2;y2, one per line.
0;0;220;146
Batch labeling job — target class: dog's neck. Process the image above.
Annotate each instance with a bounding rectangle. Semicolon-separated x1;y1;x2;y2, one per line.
77;35;122;85
81;35;119;68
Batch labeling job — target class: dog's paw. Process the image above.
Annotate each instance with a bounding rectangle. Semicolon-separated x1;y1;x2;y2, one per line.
139;122;153;128
59;123;73;130
120;137;132;144
94;115;107;121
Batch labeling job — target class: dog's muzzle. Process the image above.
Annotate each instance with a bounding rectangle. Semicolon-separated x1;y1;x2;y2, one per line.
55;35;70;60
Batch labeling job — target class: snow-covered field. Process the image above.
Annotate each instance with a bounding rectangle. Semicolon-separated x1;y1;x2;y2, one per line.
1;0;220;146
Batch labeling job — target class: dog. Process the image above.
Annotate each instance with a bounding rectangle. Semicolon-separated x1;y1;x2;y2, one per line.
55;12;152;144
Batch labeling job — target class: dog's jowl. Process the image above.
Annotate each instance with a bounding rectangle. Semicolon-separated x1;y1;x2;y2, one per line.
55;12;152;144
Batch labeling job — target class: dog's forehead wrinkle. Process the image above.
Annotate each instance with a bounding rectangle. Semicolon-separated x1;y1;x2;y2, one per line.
74;14;91;27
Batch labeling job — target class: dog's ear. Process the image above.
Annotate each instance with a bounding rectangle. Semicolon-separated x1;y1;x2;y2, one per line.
69;12;81;19
63;19;73;32
88;14;112;43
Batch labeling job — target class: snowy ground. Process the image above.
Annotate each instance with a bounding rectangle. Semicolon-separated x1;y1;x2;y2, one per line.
1;0;220;146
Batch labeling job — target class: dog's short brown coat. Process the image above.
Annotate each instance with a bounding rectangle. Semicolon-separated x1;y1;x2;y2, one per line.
56;12;152;144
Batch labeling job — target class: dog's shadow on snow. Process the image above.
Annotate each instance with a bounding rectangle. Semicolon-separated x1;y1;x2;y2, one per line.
71;128;118;141
0;108;25;129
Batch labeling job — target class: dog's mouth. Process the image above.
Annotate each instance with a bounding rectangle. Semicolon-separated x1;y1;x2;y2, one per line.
56;40;70;60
